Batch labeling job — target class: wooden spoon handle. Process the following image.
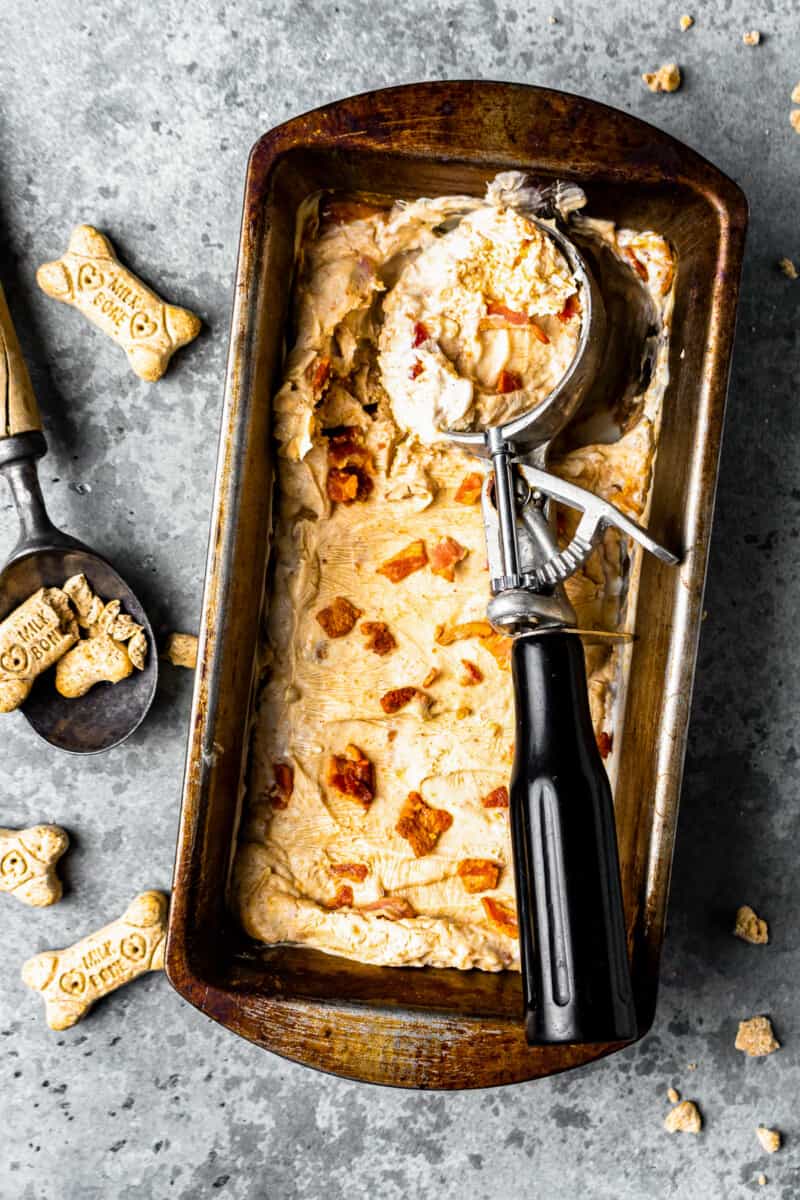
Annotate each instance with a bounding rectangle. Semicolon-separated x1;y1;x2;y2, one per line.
0;283;42;438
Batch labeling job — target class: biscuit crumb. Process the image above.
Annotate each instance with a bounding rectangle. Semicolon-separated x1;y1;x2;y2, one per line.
162;632;198;669
642;63;681;93
779;257;798;279
548;14;557;23
742;30;761;45
664;1100;702;1134
792;82;800;104
758;1175;767;1186
734;904;769;944
756;1126;781;1154
667;1086;681;1104
735;1016;780;1057
791;111;800;134
680;14;694;30
687;1061;698;1070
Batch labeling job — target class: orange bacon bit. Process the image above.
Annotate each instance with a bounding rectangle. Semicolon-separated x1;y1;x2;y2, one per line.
396;791;453;857
460;659;484;686
358;896;416;919
325;426;373;505
458;858;501;894
380;686;419;714
482;303;550;344
329;862;369;883
430;536;469;582
435;620;494;645
557;293;581;323
325;425;371;469
377;539;428;583
482;896;518;936
496;369;523;394
306;356;331;392
596;731;613;760
481;785;509;809
412;321;430;348
327;744;375;809
409;359;424;380
435;620;511;670
454;471;484;505
486;301;530;326
623;247;649;282
268;762;294;809
360;621;397;656
328;885;354;909
482;633;512;671
326;466;372;504
315;596;363;638
421;667;440;688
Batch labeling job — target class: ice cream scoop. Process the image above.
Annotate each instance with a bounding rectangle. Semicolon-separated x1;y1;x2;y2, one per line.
442;214;678;1046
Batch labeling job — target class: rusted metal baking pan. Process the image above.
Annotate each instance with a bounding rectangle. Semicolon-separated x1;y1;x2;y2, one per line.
165;81;747;1089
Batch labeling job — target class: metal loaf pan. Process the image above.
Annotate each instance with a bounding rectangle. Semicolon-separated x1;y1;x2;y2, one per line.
165;82;747;1089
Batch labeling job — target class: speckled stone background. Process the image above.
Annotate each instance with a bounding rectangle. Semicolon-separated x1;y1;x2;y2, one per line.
0;1;798;1197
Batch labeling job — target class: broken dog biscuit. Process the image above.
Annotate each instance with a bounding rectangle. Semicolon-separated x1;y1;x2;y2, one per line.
56;634;134;697
22;890;168;1030
162;632;198;669
36;225;200;382
56;576;148;696
0;824;69;907
0;587;78;712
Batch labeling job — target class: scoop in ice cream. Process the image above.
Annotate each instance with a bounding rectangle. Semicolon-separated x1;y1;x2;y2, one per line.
378;205;581;443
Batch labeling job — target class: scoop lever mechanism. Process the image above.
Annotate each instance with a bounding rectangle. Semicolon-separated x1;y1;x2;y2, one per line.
481;433;677;631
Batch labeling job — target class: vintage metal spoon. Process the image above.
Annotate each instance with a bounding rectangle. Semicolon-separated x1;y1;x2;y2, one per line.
446;217;678;1045
0;283;157;752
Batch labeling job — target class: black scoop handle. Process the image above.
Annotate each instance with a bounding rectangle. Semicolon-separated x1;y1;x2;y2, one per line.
509;632;637;1045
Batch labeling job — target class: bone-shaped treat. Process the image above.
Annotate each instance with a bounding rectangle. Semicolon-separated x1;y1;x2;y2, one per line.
36;225;201;382
0;825;69;907
0;587;78;712
22;890;168;1030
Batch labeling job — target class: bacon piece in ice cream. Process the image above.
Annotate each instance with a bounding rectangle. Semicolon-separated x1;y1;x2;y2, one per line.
377;539;428;583
315;596;363;638
396;791;453;857
430;536;469;582
327;744;375;809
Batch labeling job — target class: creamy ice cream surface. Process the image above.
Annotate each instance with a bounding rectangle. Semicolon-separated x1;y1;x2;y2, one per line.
236;174;675;972
379;204;581;441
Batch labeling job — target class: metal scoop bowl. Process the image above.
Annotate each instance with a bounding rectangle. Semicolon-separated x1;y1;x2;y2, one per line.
0;284;157;753
444;217;678;1046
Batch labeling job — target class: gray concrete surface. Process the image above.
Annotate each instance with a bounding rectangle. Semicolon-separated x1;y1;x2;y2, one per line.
0;1;798;1196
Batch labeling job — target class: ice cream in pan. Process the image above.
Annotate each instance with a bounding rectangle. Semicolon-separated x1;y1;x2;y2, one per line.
236;172;677;1043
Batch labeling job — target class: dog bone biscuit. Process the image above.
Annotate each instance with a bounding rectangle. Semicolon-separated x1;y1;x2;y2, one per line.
22;890;168;1030
36;225;201;382
0;825;69;906
0;587;78;712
